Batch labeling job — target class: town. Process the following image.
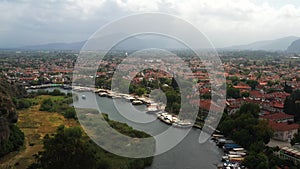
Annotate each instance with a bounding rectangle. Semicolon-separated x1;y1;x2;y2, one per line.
1;50;300;168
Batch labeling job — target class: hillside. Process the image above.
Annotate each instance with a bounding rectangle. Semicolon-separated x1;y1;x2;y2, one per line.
0;78;26;157
226;36;299;51
17;34;184;51
287;39;300;53
0;78;26;142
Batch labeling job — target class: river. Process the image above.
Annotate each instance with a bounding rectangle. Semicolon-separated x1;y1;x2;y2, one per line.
30;88;223;169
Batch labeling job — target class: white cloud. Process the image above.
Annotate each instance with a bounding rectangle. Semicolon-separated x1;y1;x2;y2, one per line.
1;0;300;47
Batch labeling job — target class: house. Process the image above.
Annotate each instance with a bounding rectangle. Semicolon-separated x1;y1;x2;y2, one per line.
260;112;294;123
233;82;252;91
272;101;285;112
233;85;251;91
268;121;299;142
250;90;264;99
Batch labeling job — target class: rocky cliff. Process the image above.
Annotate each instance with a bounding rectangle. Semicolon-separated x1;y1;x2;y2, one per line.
0;78;26;145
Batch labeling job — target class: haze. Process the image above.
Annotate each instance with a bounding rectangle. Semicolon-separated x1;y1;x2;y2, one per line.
1;0;300;48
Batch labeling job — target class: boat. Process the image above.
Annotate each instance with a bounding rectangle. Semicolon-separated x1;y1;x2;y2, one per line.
99;92;108;97
223;143;242;151
216;138;227;147
132;100;143;105
110;93;122;99
81;95;86;99
95;89;108;93
123;95;135;102
112;95;122;99
157;113;174;125
228;151;247;156
173;120;193;128
146;103;160;114
211;134;225;141
232;148;245;152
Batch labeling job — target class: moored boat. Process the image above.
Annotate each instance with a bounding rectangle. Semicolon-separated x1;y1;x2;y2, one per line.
132;100;143;105
146;103;160;114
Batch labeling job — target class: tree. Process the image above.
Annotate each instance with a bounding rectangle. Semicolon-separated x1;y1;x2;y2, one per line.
246;80;259;90
241;91;250;97
284;90;300;121
226;87;240;99
135;87;146;96
228;76;240;85
243;152;269;169
238;102;260;118
0;125;24;157
284;82;293;94
16;99;33;109
32;126;102;169
165;89;181;114
291;130;300;145
219;103;272;149
171;77;179;90
39;98;54;112
63;107;77;119
49;89;64;96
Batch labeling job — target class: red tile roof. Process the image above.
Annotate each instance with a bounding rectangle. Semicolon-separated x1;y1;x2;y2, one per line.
268;121;299;132
189;99;224;112
273;102;284;109
233;86;251;90
261;112;294;121
250;90;264;98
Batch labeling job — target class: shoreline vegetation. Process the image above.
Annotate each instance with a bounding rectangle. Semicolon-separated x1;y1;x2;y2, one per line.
28;85;205;129
0;89;154;169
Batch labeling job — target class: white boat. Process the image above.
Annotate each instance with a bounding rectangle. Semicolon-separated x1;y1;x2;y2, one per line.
146;103;160;114
110;93;122;99
232;148;245;152
173;120;193;128
228;151;247;156
132;100;143;105
123;96;135;102
227;154;242;158
99;92;108;97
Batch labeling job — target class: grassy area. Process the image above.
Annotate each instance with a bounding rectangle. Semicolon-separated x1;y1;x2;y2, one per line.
0;95;154;169
0;95;77;169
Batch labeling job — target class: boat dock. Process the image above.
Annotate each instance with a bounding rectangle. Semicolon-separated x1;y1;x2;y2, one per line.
212;133;247;169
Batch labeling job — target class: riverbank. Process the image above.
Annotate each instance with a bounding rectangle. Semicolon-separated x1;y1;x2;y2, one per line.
90;87;202;129
26;86;223;168
27;84;204;129
0;94;155;169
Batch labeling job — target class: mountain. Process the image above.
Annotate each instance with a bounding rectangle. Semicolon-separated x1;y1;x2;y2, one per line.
287;39;300;53
226;36;299;51
13;35;300;51
20;41;86;50
17;35;184;51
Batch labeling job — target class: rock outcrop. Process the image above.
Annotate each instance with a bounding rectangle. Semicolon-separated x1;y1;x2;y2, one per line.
0;78;25;145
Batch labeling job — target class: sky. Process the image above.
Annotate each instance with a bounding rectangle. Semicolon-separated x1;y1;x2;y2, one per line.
1;0;300;48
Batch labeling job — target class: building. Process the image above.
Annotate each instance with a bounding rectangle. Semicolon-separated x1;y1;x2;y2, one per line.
260;112;294;123
279;145;300;164
268;121;299;142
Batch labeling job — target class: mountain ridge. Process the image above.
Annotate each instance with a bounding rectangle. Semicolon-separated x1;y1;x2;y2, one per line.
225;36;299;51
287;39;300;53
4;35;300;52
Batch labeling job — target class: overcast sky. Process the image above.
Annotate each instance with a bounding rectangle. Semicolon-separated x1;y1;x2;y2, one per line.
1;0;300;48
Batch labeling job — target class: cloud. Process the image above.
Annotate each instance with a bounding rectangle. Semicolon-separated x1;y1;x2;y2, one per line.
0;0;300;47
